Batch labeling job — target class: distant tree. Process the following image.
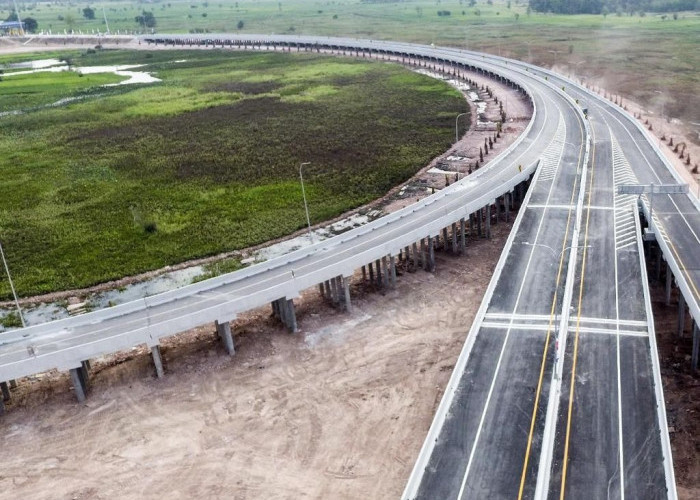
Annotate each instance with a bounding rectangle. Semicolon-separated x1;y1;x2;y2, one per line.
135;10;156;29
82;7;95;20
23;17;38;33
514;12;520;20
237;19;245;29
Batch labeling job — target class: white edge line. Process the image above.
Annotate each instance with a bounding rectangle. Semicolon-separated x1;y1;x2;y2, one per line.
634;203;678;500
401;160;543;500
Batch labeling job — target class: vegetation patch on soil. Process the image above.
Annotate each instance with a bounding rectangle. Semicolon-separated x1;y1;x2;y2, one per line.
0;49;466;298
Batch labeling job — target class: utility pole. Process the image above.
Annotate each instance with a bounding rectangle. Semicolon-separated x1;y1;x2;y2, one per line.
0;241;25;328
12;0;24;36
299;162;314;244
103;7;111;34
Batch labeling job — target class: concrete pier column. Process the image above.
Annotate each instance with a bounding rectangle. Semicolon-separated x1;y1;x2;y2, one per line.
460;218;466;254
428;236;435;272
368;263;375;284
452;222;458;254
420;239;427;269
330;277;339;304
654;248;662;281
324;280;332;299
0;398;4;415
493;200;499;225
277;298;288;325
78;361;90;395
469;213;475;237
382;257;390;288
319;283;325;297
678;293;686;337
442;227;449;251
271;299;280;318
9;380;16;389
505;193;511;222
151;345;165;378
665;263;673;306
692;322;699;372
486;204;492;239
69;367;87;403
375;259;383;287
404;246;411;264
476;209;482;238
286;299;298;333
362;265;367;281
337;277;345;305
389;255;397;287
1;381;9;401
216;320;235;355
343;277;352;313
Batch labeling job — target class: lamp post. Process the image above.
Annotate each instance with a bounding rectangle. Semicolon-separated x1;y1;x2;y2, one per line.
298;162;314;244
0;240;25;328
455;112;468;143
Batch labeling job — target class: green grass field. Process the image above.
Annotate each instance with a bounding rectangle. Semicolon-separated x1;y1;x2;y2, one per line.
3;0;698;122
0;49;465;298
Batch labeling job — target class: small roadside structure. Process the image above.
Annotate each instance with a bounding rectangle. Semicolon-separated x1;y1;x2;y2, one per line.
0;21;25;36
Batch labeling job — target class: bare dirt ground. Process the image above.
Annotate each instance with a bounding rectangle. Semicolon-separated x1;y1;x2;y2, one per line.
0;222;512;500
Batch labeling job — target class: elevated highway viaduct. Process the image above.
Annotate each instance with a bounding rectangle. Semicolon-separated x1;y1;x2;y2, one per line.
2;35;697;499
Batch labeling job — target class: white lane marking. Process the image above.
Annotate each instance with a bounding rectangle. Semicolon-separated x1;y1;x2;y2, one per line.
457;110;569;499
481;322;647;337
528;204;614;210
481;322;550;332
574;317;648;328
611;127;627;499
484;313;553;322
576;326;647;338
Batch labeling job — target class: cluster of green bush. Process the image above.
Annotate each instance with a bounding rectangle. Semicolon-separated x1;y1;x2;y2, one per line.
0;50;466;298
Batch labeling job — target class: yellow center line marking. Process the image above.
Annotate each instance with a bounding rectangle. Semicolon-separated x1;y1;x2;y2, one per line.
560;123;598;500
517;122;585;498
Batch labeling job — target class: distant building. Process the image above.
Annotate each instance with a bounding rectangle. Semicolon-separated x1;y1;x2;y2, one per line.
0;21;25;36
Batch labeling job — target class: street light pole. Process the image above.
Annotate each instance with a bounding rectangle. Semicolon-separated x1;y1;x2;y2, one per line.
298;162;314;244
0;241;25;328
455;112;468;144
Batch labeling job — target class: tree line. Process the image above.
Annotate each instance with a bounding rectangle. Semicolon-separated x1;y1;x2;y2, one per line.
528;0;698;14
